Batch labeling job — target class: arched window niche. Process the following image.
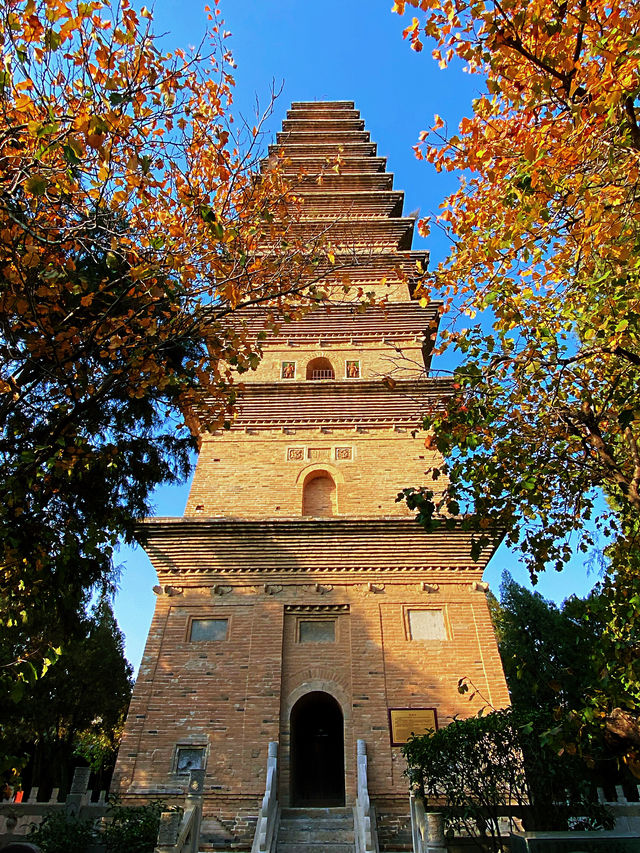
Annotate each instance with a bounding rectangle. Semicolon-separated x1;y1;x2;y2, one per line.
302;470;337;517
306;357;335;380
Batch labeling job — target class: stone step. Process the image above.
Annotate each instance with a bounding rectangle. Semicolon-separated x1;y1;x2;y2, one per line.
279;819;354;831
280;806;352;818
276;806;355;851
279;826;355;842
277;845;354;853
279;816;353;823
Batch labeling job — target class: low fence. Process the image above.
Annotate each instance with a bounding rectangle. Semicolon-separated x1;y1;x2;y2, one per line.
154;770;204;853
410;785;640;853
0;766;205;853
251;741;279;853
598;785;640;835
0;768;109;845
354;739;379;853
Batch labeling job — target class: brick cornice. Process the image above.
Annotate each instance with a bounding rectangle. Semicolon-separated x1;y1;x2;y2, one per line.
228;301;442;344
139;516;502;576
197;377;453;429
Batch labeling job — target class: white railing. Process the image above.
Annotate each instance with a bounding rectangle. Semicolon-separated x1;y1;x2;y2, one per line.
597;786;640;834
409;794;446;853
410;786;640;853
354;740;379;853
251;741;279;853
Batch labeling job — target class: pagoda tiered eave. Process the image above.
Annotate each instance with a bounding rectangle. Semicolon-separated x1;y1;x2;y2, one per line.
246;250;429;297
261;155;388;175
198;377;452;430
140;516;500;576
259;218;415;251
289;190;405;219
231;302;442;346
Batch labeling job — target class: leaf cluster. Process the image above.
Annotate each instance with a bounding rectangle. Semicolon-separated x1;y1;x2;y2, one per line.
103;799;168;853
28;811;97;853
393;0;640;579
493;571;640;778
26;799;166;853
1;598;132;789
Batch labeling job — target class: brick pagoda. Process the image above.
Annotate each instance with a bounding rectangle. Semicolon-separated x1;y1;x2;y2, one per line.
113;101;509;850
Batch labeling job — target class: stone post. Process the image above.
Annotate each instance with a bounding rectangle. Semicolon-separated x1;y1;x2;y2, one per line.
157;811;182;847
66;767;91;816
426;812;446;853
186;769;205;853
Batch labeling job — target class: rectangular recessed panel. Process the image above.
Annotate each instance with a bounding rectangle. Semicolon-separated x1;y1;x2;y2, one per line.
308;447;331;460
175;746;205;774
190;618;228;642
408;609;447;640
299;619;336;643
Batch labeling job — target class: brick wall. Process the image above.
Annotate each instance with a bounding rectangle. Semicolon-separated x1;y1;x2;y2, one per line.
185;430;445;518
241;340;426;384
113;577;509;845
113;100;511;852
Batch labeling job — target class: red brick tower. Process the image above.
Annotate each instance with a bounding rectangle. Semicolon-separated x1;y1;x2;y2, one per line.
113;101;509;850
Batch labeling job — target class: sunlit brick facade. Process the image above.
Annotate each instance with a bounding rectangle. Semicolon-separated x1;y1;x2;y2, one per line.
113;101;509;851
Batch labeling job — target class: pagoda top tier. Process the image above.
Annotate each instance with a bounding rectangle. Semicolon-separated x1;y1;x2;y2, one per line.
259;101;427;304
183;101;450;517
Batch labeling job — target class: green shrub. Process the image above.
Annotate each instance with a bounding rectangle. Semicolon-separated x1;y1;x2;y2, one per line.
403;707;613;850
103;799;167;853
29;811;96;853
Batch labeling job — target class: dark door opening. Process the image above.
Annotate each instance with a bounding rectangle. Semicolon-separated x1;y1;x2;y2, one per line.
290;691;345;807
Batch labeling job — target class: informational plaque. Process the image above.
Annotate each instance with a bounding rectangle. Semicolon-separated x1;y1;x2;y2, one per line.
388;708;438;746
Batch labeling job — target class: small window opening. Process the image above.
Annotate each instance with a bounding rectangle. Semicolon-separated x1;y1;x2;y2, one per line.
302;470;337;516
190;618;228;642
299;620;336;643
306;357;335;380
175;746;205;775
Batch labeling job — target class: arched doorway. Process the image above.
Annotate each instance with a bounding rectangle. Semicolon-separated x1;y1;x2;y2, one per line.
290;691;345;807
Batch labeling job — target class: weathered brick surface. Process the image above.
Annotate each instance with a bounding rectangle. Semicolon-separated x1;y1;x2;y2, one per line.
113;100;509;850
376;801;413;851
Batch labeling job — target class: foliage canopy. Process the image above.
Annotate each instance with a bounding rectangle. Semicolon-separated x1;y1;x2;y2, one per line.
1;598;132;788
493;572;640;776
394;0;640;578
0;0;341;713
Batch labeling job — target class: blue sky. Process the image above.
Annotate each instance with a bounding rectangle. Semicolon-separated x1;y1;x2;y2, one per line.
113;0;598;672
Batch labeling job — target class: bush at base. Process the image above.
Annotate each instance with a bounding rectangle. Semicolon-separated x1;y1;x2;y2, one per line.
28;812;95;853
103;799;167;853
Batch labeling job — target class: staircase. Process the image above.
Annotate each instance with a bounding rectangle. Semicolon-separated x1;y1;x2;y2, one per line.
276;807;355;852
